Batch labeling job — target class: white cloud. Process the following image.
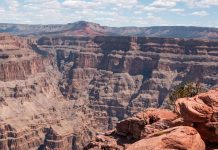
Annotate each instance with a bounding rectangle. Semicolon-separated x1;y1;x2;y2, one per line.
62;0;98;9
149;0;218;9
24;0;62;10
150;0;179;8
62;0;138;9
5;0;20;11
140;0;185;12
146;14;166;24
185;0;218;8
134;10;142;14
191;10;209;16
0;7;5;13
96;0;138;6
145;6;165;12
170;8;184;13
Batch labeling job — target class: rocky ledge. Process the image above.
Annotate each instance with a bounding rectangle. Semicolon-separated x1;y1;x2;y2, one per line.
86;88;218;150
0;34;47;81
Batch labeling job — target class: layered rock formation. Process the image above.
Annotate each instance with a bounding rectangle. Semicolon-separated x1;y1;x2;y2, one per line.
0;34;218;149
0;34;46;81
0;34;95;150
86;89;218;150
36;36;218;131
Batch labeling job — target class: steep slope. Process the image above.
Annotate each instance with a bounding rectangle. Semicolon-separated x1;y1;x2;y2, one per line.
0;21;218;40
36;36;218;131
0;34;96;150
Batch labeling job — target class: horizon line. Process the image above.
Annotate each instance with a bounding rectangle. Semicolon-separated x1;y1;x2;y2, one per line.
0;20;217;29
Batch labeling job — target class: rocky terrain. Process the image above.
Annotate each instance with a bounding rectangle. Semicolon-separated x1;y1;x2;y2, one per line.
86;88;218;150
0;33;217;149
36;35;218;129
0;21;218;40
0;34;96;150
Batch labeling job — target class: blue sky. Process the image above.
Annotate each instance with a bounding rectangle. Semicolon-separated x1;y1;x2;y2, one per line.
0;0;218;27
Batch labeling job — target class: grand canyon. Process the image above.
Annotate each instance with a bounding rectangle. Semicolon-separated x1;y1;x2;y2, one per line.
0;21;218;150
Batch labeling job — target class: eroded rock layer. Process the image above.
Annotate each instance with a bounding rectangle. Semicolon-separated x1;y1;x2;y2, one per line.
0;34;95;150
36;36;218;131
0;34;218;149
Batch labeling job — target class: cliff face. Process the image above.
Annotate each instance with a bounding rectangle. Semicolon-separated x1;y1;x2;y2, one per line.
0;34;218;149
37;36;218;131
0;34;95;150
0;34;46;81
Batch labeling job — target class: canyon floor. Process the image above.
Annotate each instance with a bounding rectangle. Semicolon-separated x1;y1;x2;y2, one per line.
0;31;217;150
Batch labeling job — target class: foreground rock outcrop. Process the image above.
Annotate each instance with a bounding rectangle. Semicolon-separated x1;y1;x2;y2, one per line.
86;89;218;150
116;108;177;139
175;88;218;143
127;126;205;150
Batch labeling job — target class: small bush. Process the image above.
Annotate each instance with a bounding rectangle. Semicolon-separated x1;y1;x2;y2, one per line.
168;81;207;107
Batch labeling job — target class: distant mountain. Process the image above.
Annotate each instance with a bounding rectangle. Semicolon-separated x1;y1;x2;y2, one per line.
0;21;218;40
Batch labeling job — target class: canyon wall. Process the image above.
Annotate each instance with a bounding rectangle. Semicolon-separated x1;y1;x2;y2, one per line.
0;34;96;150
36;36;218;131
0;34;218;149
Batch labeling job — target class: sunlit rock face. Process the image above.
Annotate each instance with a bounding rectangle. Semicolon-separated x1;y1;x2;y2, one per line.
0;34;95;150
175;88;218;143
37;36;218;131
0;34;218;149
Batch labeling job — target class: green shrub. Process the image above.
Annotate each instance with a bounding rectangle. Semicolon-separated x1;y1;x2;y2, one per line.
168;81;207;107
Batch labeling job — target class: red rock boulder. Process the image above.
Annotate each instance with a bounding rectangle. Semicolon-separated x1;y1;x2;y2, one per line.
126;126;205;150
175;88;218;143
116;108;178;139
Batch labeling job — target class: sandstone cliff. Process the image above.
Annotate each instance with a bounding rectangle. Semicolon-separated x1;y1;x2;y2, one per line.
36;36;218;131
0;34;218;149
0;34;95;150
